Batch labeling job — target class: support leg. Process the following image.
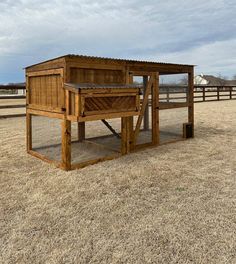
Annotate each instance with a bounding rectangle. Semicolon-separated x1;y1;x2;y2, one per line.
128;116;134;151
62;119;71;170
121;117;131;155
152;72;159;145
188;69;194;137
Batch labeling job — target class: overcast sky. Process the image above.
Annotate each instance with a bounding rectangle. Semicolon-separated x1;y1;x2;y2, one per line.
0;0;236;83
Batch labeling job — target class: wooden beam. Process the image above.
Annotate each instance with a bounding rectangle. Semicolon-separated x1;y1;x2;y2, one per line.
27;104;63;114
152;72;159;145
188;68;194;137
101;119;121;139
133;74;154;146
75;94;79;116
159;102;188;110
121;116;133;154
125;68;134;151
65;90;70;116
27;108;64;119
78;110;139;122
128;116;134;151
61;119;71;170
121;117;128;155
143;76;149;131
26;68;63;77
28;150;63;169
71;153;120;170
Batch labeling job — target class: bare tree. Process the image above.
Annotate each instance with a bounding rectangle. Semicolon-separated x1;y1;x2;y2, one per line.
217;73;227;85
179;76;188;85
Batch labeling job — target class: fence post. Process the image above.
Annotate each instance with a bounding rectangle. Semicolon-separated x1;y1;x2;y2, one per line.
203;87;205;102
230;87;232;99
166;86;170;103
217;87;220;101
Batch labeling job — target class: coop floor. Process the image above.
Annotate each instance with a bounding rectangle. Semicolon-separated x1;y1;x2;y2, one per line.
32;129;183;165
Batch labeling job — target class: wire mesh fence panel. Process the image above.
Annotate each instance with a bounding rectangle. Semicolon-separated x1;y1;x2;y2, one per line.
159;107;188;144
134;102;152;145
32;115;62;162
71;118;121;165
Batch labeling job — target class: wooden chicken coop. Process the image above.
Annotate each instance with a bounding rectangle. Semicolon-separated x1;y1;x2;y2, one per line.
26;54;194;170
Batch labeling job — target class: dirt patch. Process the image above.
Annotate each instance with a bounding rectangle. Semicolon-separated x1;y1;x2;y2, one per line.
0;101;236;263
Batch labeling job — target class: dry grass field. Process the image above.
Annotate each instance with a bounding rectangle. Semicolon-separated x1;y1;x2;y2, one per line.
0;100;236;264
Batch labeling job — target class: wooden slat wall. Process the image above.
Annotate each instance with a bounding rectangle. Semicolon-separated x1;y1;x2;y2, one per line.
29;74;63;110
70;68;124;84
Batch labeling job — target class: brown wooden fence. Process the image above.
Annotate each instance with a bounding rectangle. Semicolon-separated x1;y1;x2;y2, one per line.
0;85;26;118
194;85;236;102
0;85;235;118
159;85;236;103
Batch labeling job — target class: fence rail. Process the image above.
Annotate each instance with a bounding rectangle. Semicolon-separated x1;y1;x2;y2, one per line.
159;85;236;103
0;85;26;118
0;85;235;118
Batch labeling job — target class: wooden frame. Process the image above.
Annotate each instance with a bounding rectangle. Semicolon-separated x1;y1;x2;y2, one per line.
25;54;195;170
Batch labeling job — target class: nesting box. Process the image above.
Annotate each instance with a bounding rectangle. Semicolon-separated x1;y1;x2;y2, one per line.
64;83;140;121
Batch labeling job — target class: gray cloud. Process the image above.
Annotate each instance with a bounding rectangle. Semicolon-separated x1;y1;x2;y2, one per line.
0;0;236;83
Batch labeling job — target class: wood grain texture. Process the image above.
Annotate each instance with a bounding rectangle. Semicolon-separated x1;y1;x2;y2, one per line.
133;74;154;146
84;96;136;112
61;119;71;170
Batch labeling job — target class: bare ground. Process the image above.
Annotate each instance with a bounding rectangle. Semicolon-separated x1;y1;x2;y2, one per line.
0;100;236;264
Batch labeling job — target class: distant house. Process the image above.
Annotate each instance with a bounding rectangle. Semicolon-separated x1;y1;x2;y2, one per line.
194;74;236;86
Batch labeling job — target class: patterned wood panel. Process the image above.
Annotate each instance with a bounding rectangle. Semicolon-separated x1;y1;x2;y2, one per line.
84;96;136;112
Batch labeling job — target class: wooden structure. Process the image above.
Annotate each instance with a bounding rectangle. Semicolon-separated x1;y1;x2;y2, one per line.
25;54;195;170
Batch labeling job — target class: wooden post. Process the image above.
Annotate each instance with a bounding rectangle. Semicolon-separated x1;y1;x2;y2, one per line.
143;76;149;131
121;117;129;155
166;86;170;103
126;68;134;151
133;75;154;146
203;87;205;102
188;68;194;137
65;90;70;115
26;112;32;151
217;87;220;101
128;116;134;151
78;122;85;142
152;72;159;145
230;87;232;99
61;118;71;170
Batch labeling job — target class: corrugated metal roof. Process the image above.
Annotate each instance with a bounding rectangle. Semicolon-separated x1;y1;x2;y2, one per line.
26;54;194;68
65;54;193;66
64;82;142;89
